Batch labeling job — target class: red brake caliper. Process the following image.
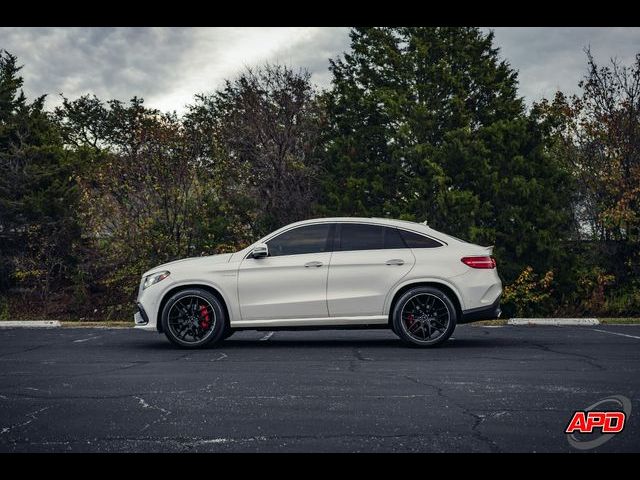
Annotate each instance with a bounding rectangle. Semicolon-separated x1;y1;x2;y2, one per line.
407;313;415;327
199;305;210;329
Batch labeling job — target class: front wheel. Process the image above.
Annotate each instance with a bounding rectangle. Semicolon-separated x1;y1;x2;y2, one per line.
392;287;457;347
161;288;226;348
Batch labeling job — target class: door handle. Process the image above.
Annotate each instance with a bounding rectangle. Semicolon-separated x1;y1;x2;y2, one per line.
386;259;405;266
304;261;323;268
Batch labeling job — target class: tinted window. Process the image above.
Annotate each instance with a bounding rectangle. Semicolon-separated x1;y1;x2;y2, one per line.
384;227;406;249
338;224;406;251
399;230;443;248
267;224;331;257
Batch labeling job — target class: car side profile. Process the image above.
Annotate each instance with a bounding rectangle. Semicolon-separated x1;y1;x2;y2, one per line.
134;217;502;348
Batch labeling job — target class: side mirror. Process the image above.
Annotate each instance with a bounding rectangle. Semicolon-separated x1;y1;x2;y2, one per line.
251;243;269;259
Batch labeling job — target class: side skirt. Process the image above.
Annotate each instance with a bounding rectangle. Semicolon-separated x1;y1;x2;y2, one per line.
230;315;388;329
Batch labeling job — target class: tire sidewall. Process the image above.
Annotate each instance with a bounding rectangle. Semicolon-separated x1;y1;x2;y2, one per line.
393;287;457;347
161;288;226;348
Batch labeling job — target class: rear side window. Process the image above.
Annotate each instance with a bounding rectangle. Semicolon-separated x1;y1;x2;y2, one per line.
267;224;332;256
399;230;443;248
338;224;406;251
384;227;405;249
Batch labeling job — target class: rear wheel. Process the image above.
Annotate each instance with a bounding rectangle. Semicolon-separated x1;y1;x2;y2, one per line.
392;286;457;347
161;288;226;348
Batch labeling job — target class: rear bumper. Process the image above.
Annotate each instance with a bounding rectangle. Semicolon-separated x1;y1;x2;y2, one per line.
459;295;502;323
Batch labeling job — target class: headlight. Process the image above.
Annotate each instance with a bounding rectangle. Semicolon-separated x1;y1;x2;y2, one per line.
143;271;170;290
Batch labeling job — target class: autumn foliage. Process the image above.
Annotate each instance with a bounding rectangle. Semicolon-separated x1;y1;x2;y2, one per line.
1;32;639;319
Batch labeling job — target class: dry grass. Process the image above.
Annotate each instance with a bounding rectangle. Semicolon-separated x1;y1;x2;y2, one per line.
598;318;640;324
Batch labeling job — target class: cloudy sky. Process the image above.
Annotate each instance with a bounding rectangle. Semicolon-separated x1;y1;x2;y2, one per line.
0;27;638;113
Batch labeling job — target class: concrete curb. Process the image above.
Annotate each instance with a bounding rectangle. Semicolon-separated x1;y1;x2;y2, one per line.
509;318;600;326
0;320;61;328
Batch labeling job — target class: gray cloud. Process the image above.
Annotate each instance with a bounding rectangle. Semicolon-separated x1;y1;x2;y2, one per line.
488;27;640;104
0;27;638;113
1;27;196;109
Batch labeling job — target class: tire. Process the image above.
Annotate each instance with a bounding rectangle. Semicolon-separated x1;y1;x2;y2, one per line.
222;328;235;340
161;288;226;348
392;286;457;347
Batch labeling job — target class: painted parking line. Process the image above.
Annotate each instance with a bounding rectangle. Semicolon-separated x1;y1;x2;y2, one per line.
259;332;275;341
589;328;640;340
73;335;101;343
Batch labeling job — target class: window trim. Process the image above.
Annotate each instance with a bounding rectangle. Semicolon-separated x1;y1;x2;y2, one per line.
244;220;446;259
396;227;446;248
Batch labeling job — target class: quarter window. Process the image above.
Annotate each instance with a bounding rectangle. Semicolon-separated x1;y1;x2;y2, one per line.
266;224;332;257
399;230;443;248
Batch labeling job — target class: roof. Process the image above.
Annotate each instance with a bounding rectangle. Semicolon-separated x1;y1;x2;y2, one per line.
261;217;464;245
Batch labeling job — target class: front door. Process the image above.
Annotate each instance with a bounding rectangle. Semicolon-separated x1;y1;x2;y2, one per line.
238;223;333;321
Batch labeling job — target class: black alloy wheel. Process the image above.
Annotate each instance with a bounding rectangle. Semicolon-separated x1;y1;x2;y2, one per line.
161;288;226;348
392;286;457;347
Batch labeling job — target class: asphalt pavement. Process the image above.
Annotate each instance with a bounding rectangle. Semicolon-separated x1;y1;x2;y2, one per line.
0;324;638;452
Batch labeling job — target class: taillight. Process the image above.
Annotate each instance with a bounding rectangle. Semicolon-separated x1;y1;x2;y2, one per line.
461;256;496;269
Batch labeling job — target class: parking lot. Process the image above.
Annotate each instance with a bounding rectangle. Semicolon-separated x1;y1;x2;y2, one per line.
0;324;638;452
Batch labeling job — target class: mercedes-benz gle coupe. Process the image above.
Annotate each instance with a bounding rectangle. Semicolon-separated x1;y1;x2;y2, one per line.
134;217;502;348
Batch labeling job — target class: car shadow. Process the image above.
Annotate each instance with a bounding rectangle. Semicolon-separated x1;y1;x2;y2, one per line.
136;336;517;351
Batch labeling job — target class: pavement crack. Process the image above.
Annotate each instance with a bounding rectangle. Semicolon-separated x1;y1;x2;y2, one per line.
403;375;501;453
1;406;50;436
463;410;501;453
353;348;373;362
526;341;606;371
0;345;45;358
133;396;171;432
350;347;373;369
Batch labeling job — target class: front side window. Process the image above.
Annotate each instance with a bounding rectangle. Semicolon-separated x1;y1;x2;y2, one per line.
266;224;332;257
337;224;406;251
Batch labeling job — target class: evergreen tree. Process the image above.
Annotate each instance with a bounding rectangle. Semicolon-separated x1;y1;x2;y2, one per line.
0;50;79;305
321;27;574;281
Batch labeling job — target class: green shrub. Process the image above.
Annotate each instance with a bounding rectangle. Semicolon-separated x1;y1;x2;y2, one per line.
502;266;555;317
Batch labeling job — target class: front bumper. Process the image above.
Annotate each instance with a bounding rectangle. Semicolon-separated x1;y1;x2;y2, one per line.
134;302;149;325
134;302;156;331
459;295;502;324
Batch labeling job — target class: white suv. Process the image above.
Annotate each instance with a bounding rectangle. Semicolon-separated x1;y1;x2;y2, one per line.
134;217;502;348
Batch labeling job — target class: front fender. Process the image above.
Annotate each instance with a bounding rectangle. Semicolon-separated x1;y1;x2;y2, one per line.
148;275;239;330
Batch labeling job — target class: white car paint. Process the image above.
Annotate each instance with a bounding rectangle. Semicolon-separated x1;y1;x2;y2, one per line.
134;217;502;331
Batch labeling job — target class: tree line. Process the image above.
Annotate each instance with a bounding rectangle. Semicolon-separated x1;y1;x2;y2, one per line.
1;27;638;320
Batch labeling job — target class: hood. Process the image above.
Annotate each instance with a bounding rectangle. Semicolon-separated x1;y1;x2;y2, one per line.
142;253;232;277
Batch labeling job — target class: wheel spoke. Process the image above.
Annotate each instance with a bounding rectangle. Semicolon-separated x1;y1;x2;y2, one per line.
174;303;187;318
408;321;422;334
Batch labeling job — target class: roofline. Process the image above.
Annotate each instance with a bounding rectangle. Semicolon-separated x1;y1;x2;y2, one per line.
244;216;464;249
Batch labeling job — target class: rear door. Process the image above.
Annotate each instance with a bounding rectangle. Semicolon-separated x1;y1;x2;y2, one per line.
327;223;415;317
